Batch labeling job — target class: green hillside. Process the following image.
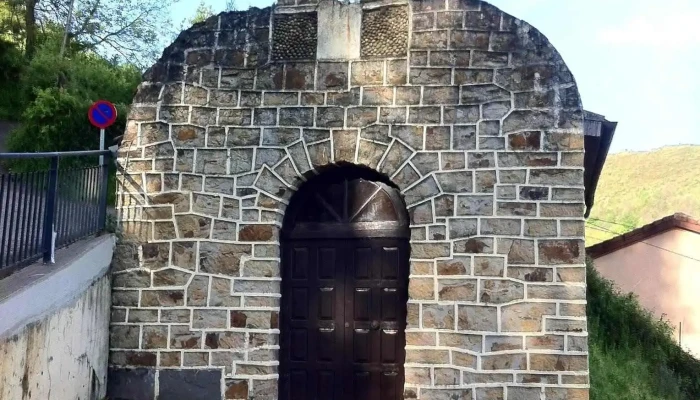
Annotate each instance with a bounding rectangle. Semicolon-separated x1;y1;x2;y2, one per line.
585;145;700;398
586;145;700;245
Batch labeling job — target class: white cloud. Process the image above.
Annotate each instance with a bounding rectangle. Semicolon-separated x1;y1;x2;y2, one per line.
597;10;700;49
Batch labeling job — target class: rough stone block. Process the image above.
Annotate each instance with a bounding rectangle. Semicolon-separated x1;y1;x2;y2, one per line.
436;257;470;275
423;86;459;105
452;125;477;150
456;195;492;216
458;305;497;331
526;335;565;351
379;107;407;124
408;107;441;124
482;353;528;370
485;335;523;352
347;107;379;127
480;279;524;304
441;152;465;170
351;60;384;86
481;218;522;236
409;68;451;85
422;304;455;329
540;201;584;218
159;369;222;399
411;30;448;50
475;387;505;400
425;49;470;67
545;388;589;400
508;387;542;399
472;51;509;67
107;368;155;400
362;86;394;105
412;12;434;30
530;354;588;371
524;220;557;237
316;107;345;127
406;349;450;364
538;240;585;265
438;279;477;301
395;86;421;105
317;62;349;90
501;303;556;332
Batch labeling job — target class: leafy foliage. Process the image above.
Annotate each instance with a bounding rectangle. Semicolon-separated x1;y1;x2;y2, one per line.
588;260;700;399
6;41;139;162
0;1;24;45
586;146;700;245
190;0;216;25
0;0;180;68
0;0;223;209
36;0;180;67
0;38;25;119
1;38;139;206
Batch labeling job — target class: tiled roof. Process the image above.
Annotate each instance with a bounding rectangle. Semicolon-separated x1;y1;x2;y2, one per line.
587;213;700;258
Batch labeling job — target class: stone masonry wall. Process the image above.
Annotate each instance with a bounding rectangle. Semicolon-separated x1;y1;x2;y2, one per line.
110;0;589;399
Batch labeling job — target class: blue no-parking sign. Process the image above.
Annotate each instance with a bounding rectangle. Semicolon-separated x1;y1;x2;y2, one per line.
88;100;117;165
88;100;117;129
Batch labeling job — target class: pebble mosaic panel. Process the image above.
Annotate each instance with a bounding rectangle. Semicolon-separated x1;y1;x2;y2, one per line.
361;5;410;58
272;13;318;60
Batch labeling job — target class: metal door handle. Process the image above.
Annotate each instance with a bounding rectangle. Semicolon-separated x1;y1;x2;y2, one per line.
371;320;380;330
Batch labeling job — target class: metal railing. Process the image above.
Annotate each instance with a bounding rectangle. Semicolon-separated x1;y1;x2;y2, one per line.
0;150;112;278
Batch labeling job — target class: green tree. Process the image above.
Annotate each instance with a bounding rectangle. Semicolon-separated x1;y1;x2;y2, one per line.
0;38;25;118
189;0;215;25
0;1;26;46
1;0;180;67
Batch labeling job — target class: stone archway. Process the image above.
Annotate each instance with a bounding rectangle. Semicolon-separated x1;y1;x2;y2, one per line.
110;0;589;399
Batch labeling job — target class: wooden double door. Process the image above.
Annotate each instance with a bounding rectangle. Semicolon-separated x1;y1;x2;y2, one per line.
279;238;409;400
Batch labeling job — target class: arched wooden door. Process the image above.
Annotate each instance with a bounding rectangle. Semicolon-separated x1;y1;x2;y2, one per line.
279;169;410;400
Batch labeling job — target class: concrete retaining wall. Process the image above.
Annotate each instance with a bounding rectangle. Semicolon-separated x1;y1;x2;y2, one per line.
0;235;115;400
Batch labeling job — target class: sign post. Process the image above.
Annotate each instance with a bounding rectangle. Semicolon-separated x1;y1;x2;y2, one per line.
88;100;118;165
88;100;117;236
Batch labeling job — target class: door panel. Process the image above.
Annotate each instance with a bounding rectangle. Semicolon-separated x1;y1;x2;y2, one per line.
280;239;408;400
282;241;346;400
343;239;408;400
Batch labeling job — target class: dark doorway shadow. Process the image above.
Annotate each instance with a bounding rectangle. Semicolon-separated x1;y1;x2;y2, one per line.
278;164;410;400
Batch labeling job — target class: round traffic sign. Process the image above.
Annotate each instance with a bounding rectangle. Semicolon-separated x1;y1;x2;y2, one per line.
88;100;118;129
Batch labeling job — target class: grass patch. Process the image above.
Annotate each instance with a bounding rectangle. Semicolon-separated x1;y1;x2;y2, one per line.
587;260;700;399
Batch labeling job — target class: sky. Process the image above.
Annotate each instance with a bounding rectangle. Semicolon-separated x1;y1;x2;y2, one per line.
171;0;700;154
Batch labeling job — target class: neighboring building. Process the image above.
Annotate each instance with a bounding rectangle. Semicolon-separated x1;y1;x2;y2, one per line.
588;214;700;356
109;0;597;399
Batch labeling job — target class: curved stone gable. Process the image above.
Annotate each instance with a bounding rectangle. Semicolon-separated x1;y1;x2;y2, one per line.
111;1;589;399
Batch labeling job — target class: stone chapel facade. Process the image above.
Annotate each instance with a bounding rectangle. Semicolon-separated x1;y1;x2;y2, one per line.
109;0;589;399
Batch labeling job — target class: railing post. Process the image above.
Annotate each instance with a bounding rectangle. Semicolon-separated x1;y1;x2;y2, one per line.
97;153;109;231
42;157;59;264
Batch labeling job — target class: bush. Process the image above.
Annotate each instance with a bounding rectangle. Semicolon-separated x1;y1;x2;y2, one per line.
19;34;141;103
3;42;141;206
6;88;127;165
587;260;700;399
